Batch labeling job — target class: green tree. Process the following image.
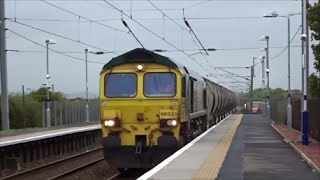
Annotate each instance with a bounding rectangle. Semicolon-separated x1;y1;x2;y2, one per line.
251;88;301;99
307;1;320;98
0;94;42;130
29;87;66;102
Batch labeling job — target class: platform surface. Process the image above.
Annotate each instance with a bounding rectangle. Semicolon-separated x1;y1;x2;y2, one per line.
0;123;101;147
139;114;241;180
138;114;320;180
218;114;320;180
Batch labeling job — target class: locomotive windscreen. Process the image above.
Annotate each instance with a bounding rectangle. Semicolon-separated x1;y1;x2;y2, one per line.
105;73;137;97
144;72;176;97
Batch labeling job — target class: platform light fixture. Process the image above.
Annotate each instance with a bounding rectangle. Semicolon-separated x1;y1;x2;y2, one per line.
258;35;270;120
263;10;301;130
45;39;56;128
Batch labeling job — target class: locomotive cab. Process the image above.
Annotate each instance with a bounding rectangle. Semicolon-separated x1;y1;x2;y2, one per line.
100;49;185;169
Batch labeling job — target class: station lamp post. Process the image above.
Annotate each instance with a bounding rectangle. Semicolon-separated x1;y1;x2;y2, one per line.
250;57;258;113
84;49;105;122
45;39;56;128
258;35;270;120
263;11;301;129
258;56;266;116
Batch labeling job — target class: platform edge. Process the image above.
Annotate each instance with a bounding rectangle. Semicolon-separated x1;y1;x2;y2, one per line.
271;124;320;175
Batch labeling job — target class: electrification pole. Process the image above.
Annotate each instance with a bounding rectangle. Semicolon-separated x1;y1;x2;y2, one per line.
306;0;310;97
46;41;51;127
0;0;10;130
266;36;270;120
261;56;266;116
302;0;309;145
300;0;304;141
250;57;255;113
83;49;105;122
85;49;89;122
287;15;292;130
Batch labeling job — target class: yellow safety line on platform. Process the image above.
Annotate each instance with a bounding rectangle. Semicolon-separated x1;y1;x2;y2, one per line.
192;114;243;180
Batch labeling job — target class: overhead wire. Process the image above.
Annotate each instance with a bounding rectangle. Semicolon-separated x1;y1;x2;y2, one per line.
88;1;181;12
271;25;302;60
102;0;208;72
254;63;262;77
183;14;209;55
147;0;188;31
16;0;315;2
187;30;220;81
216;68;250;81
8;29;105;65
9;2;303;63
8;45;302;54
7;19;114;53
39;0;127;33
146;0;213;73
182;0;211;9
219;77;249;89
121;18;145;48
7;50;84;53
5;16;264;23
152;45;301;52
189;32;211;71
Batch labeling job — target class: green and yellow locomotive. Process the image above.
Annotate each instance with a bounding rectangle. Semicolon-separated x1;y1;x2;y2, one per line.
99;48;237;170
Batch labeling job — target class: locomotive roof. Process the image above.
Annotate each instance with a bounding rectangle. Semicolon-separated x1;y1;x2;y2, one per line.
102;48;235;94
102;48;183;70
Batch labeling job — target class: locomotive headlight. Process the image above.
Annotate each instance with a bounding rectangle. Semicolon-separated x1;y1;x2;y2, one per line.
171;120;177;126
136;64;144;71
167;120;177;126
104;120;115;127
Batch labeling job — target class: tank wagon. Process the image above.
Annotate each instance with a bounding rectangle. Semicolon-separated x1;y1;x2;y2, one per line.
99;48;237;170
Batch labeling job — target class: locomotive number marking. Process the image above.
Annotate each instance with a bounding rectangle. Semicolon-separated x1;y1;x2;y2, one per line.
160;110;178;119
160;112;177;116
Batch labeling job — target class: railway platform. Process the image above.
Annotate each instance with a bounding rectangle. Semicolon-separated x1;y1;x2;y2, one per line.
0;123;101;172
0;122;101;147
138;114;320;180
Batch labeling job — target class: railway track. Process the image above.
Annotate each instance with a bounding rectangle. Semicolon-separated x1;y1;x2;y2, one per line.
48;158;105;180
1;147;104;180
105;172;120;180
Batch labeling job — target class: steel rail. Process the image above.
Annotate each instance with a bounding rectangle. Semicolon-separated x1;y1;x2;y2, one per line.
1;147;102;180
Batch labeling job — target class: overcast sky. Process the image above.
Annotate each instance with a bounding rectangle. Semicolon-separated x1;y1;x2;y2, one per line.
3;0;318;97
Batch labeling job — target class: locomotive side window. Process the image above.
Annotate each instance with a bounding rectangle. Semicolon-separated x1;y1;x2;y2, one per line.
105;73;137;97
144;73;176;97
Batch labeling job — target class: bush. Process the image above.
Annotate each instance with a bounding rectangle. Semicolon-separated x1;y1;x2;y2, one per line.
0;94;42;130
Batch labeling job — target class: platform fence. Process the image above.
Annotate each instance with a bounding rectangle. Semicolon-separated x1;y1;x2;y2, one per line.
269;97;320;142
42;100;100;127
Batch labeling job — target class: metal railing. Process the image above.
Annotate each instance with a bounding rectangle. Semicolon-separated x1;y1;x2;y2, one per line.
42;100;100;127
